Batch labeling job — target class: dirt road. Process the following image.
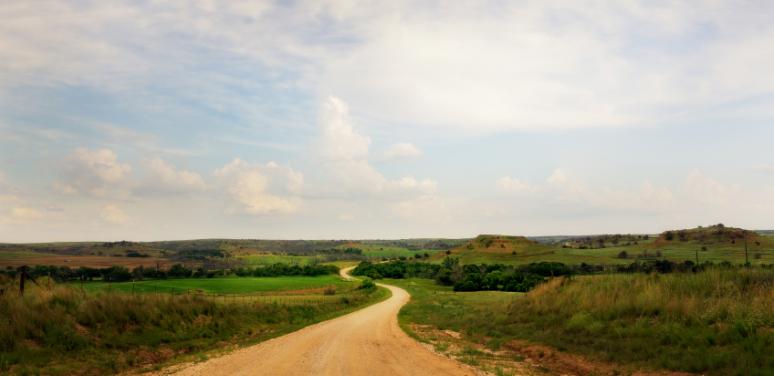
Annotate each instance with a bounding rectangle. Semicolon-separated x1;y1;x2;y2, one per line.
163;267;476;376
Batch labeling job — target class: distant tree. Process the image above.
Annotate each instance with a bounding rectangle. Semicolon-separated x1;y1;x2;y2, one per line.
617;251;629;259
664;231;675;241
168;264;192;278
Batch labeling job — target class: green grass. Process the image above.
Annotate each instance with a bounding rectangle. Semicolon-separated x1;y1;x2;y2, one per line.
0;277;390;375
342;243;444;259
384;278;518;344
388;268;774;375
75;275;350;294
434;237;774;266
0;250;49;260
238;254;317;266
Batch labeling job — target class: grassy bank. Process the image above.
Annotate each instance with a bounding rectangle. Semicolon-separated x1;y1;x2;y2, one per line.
388;268;774;375
0;278;389;375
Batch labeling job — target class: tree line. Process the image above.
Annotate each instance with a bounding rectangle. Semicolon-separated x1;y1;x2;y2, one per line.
0;263;339;283
351;259;573;292
351;258;770;292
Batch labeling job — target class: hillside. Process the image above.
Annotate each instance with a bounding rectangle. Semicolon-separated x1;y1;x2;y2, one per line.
433;235;554;264
0;238;469;268
460;235;545;254
653;224;759;246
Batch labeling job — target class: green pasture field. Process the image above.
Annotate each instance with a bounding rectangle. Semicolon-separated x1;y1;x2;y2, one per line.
348;244;443;258
0;250;48;260
75;275;350;294
437;239;774;266
238;253;317;266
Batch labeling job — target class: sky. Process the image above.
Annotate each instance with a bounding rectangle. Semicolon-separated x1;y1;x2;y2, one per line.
2;1;774;242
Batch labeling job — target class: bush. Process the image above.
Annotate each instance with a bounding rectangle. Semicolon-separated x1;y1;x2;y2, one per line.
358;279;376;291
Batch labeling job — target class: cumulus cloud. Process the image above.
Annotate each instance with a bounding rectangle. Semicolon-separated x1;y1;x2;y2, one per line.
101;204;129;224
59;147;132;196
318;96;385;193
318;96;438;198
215;158;303;215
315;96;449;223
496;177;536;194
142;158;206;193
384;142;422;160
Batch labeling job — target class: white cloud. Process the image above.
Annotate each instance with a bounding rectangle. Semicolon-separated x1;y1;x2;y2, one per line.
318;96;442;199
682;169;736;205
319;2;774;131
4;2;774;132
143;158;206;193
392;194;451;224
391;177;437;194
318;96;386;193
11;207;44;220
215;158;303;215
496;168;676;213
337;212;355;221
101;204;129;225
754;164;774;175
546;169;569;186
60;147;132;196
496;177;535;194
72;148;130;182
384;142;421;160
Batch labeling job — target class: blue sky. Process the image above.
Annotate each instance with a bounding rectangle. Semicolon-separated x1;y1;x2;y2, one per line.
1;1;774;242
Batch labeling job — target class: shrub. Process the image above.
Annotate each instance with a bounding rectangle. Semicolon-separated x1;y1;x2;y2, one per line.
358;279;376;291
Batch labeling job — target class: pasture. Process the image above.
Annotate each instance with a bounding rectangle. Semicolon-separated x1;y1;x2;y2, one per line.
237;253;317;266
345;243;443;259
436;236;774;266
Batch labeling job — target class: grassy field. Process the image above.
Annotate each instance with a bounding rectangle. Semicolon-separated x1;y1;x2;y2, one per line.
387;268;774;375
0;276;389;375
0;252;177;269
431;233;774;266
237;254;317;266
344;243;444;259
76;275;350;294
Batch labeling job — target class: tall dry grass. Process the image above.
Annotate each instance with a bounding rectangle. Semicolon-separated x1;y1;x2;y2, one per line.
507;268;774;374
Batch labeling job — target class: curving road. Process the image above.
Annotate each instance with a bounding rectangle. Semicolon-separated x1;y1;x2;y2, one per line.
164;267;475;376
